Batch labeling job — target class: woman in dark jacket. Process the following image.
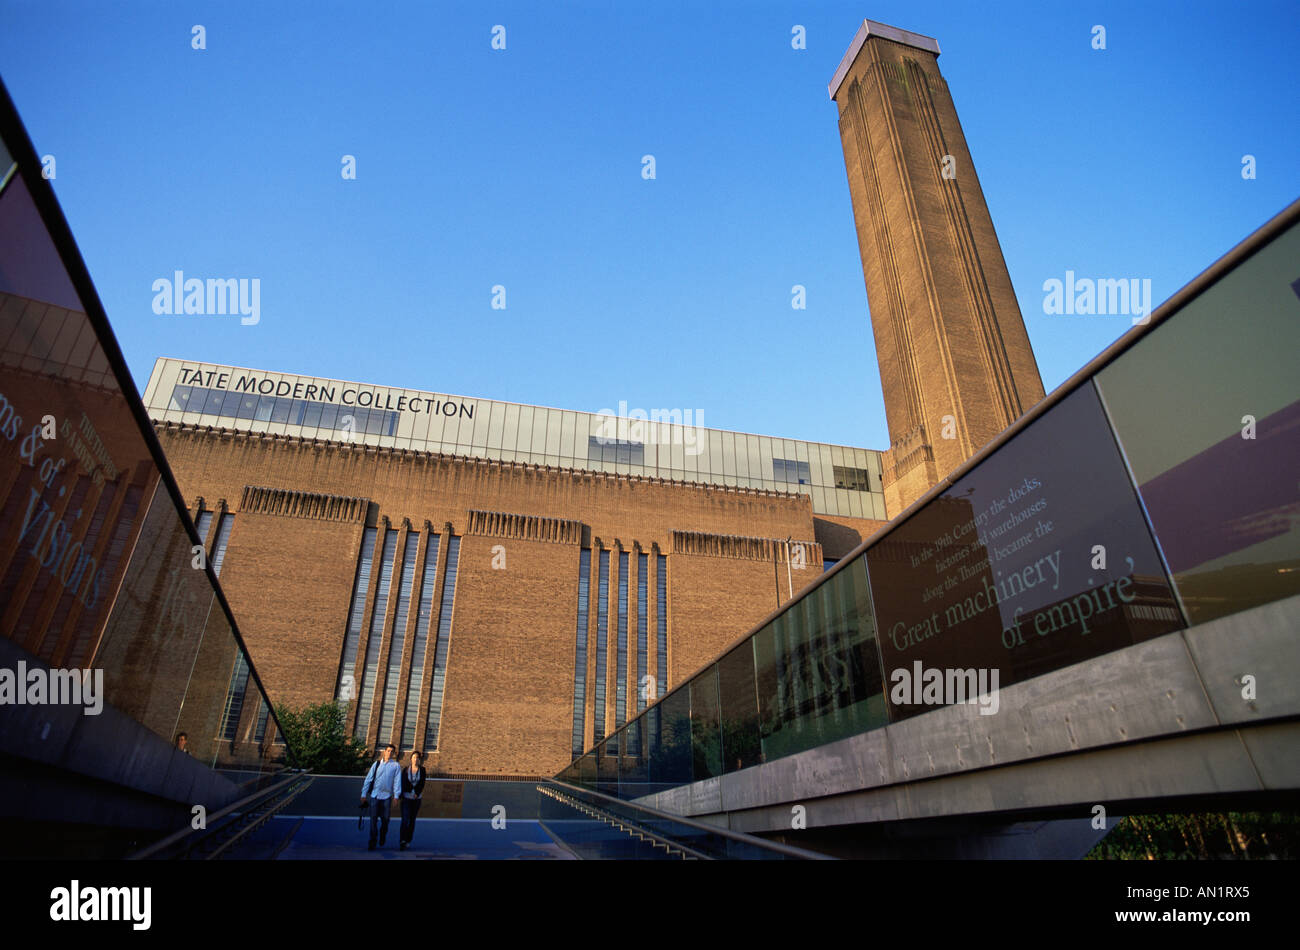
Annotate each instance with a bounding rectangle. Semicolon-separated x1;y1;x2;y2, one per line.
399;750;427;850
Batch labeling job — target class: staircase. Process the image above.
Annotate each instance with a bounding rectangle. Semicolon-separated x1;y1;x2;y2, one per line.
537;783;702;859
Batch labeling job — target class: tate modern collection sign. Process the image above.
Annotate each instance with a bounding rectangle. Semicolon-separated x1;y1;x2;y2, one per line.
174;364;475;419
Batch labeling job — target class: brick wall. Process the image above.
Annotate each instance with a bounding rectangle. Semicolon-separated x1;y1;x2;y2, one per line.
156;423;829;774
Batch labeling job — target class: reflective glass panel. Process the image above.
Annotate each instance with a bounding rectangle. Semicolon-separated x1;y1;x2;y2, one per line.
1095;221;1300;623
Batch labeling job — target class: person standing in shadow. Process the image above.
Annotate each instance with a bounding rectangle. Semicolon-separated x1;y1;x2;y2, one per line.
399;750;426;851
360;743;401;851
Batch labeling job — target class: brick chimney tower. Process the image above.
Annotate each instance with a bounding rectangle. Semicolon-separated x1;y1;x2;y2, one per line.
830;19;1045;517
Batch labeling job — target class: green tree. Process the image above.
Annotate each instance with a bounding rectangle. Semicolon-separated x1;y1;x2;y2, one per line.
274;701;370;775
1087;811;1300;859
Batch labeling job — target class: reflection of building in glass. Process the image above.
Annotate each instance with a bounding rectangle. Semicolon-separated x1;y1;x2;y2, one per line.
1094;220;1300;624
0;293;154;669
1005;574;1180;684
0;288;283;768
1127;400;1300;622
0;102;290;855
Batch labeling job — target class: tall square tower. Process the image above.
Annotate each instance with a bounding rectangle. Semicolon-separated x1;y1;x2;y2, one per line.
831;20;1045;517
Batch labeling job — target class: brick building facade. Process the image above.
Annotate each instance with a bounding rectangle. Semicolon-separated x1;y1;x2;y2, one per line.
148;361;885;776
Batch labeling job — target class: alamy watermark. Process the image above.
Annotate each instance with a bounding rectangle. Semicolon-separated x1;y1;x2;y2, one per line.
152;271;260;325
50;880;150;930
1042;271;1152;325
889;661;1000;715
0;662;103;715
593;401;705;456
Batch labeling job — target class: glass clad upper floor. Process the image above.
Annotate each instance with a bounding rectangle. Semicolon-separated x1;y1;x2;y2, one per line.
143;358;888;521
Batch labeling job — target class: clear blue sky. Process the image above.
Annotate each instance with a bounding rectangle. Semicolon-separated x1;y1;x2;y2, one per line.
2;1;1296;451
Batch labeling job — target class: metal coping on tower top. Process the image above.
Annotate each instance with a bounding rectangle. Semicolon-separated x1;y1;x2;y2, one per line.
829;19;943;100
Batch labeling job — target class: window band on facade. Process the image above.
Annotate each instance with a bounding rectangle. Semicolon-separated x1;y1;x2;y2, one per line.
833;463;873;492
254;700;270;741
168;383;399;437
587;436;645;465
354;526;400;739
213;508;245;743
211;510;234;577
636;551;647;712
194;509;214;545
571;548;591;757
615;549;628;748
774;457;811;485
593;549;609;744
220;652;250;743
375;529;420;745
425;534;460;750
401;532;440;749
657;553;668;700
336;526;378;701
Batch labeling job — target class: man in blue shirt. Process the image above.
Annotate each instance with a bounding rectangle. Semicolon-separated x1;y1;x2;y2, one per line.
360;743;402;851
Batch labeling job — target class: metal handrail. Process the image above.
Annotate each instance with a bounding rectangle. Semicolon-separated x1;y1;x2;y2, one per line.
203;775;314;860
127;768;310;860
539;786;710;859
540;778;834;859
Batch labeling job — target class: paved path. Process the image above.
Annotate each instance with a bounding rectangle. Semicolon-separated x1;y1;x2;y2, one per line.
241;816;577;860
